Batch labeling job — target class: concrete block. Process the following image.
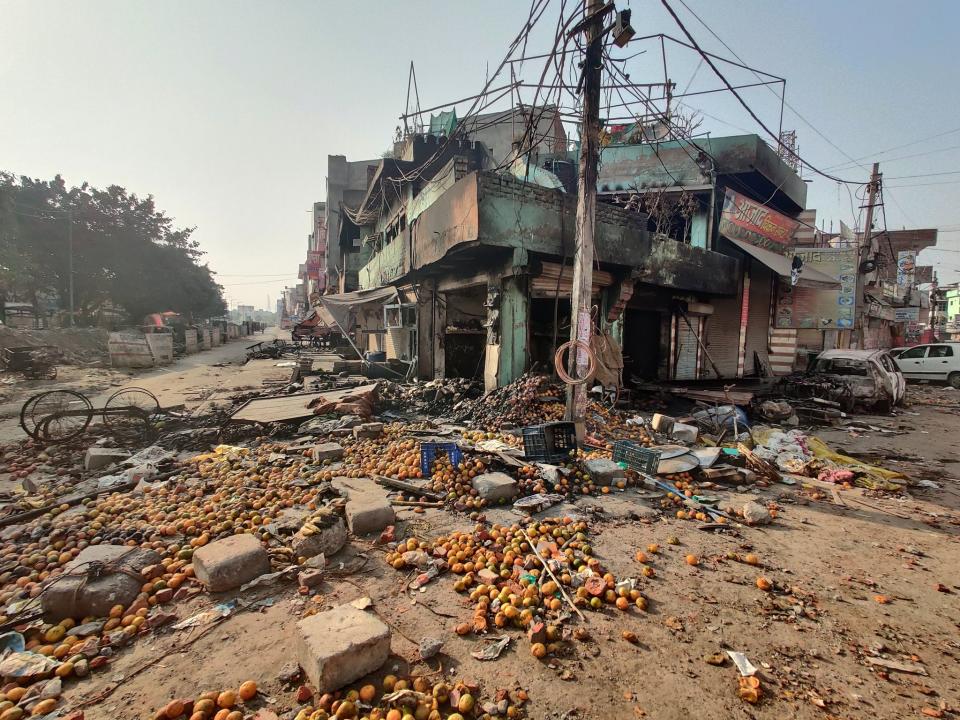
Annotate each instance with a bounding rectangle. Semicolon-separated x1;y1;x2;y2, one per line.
84;447;131;471
583;458;625;486
330;476;394;536
295;603;391;692
472;472;517;502
298;569;324;590
312;443;344;462
352;423;383;440
192;534;271;592
292;517;347;559
41;545;160;621
651;414;675;434
345;498;395;536
671;422;699;443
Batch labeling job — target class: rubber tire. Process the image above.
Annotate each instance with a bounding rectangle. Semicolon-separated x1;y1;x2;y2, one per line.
949;372;960;390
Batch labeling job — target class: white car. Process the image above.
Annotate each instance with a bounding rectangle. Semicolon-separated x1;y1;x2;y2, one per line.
811;349;906;411
892;342;960;388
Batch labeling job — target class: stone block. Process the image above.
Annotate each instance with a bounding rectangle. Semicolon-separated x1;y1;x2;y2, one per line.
472;472;517;502
312;443;344;462
41;545;160;621
352;423;383;440
345;498;394;536
671;422;699;443
292;517;347;559
650;414;675;434
583;458;625;486
192;534;271;592
295;603;391;692
83;447;131;471
298;569;324;590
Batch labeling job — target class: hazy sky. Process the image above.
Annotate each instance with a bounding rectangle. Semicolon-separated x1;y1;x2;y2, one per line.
2;0;959;307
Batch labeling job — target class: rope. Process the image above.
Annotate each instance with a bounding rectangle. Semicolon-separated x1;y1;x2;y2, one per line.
554;340;596;386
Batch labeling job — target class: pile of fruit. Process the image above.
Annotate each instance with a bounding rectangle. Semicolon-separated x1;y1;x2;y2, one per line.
0;444;343;700
292;674;527;720
151;680;259;720
387;518;647;659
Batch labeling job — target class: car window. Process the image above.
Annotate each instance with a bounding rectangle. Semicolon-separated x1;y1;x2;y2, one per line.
928;345;953;358
899;346;927;359
815;358;868;376
879;354;896;372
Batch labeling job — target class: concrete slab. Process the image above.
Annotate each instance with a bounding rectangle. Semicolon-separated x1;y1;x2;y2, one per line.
296;603;391;692
83;447;131;471
41;545;160;621
312;443;344;462
192;534;271;591
472;472;517;502
583;458;625;486
332;477;395;536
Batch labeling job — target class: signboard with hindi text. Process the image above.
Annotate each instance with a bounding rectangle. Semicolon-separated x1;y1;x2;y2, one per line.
718;188;800;252
775;247;858;329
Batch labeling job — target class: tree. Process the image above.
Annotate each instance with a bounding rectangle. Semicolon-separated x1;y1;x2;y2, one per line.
0;172;226;323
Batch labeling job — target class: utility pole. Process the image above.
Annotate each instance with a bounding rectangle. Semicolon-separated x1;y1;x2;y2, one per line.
566;0;605;422
67;208;74;328
854;162;880;349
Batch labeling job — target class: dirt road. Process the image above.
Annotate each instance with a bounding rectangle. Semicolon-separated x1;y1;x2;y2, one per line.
0;327;286;443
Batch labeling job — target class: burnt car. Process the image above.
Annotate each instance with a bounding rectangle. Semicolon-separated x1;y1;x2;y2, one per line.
808;349;905;412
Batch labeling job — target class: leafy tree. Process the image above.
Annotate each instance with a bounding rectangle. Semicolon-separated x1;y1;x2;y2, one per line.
0;172;226;324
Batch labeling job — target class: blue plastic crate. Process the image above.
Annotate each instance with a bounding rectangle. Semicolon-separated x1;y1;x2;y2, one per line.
420;442;463;476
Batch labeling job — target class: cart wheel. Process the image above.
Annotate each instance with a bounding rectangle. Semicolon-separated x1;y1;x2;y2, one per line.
28;390;93;443
103;387;160;438
19;393;46;439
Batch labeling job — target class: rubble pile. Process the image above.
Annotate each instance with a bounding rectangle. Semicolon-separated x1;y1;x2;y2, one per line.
1;346;956;720
0;326;109;366
450;374;564;428
377;378;482;416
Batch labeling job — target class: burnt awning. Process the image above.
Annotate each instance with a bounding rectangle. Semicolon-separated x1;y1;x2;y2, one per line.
727;238;840;289
317;286;399;333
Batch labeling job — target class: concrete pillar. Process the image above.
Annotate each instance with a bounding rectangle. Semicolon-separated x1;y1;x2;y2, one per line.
416;279;442;380
497;274;529;387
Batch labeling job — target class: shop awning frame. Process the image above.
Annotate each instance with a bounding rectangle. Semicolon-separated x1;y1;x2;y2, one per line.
727;238;841;289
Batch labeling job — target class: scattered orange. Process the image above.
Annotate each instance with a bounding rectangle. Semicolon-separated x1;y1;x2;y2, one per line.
756;577;772;592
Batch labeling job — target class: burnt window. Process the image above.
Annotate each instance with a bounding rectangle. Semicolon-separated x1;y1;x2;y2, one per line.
814;358;869;376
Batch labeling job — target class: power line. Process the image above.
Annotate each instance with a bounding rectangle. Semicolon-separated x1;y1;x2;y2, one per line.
822;125;960;171
659;0;860;186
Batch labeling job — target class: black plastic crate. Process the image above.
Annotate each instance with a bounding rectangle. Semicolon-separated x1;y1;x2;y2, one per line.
522;421;577;463
612;440;661;474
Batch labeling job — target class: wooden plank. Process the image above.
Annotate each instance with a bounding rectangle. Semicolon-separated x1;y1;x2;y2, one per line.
229;385;378;424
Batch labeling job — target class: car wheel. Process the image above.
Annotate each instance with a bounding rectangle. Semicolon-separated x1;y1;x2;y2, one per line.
949;372;960;390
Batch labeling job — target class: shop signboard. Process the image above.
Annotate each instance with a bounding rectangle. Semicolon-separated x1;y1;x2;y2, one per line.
775;247;858;329
718;189;800;252
897;250;916;286
894;307;920;322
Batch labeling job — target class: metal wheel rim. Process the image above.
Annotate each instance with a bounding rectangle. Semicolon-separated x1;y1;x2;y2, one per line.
102;387;160;434
29;390;93;443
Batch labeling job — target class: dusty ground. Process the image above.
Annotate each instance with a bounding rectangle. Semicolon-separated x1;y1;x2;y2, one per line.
2;344;958;720
0;328;287;443
47;379;958;720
